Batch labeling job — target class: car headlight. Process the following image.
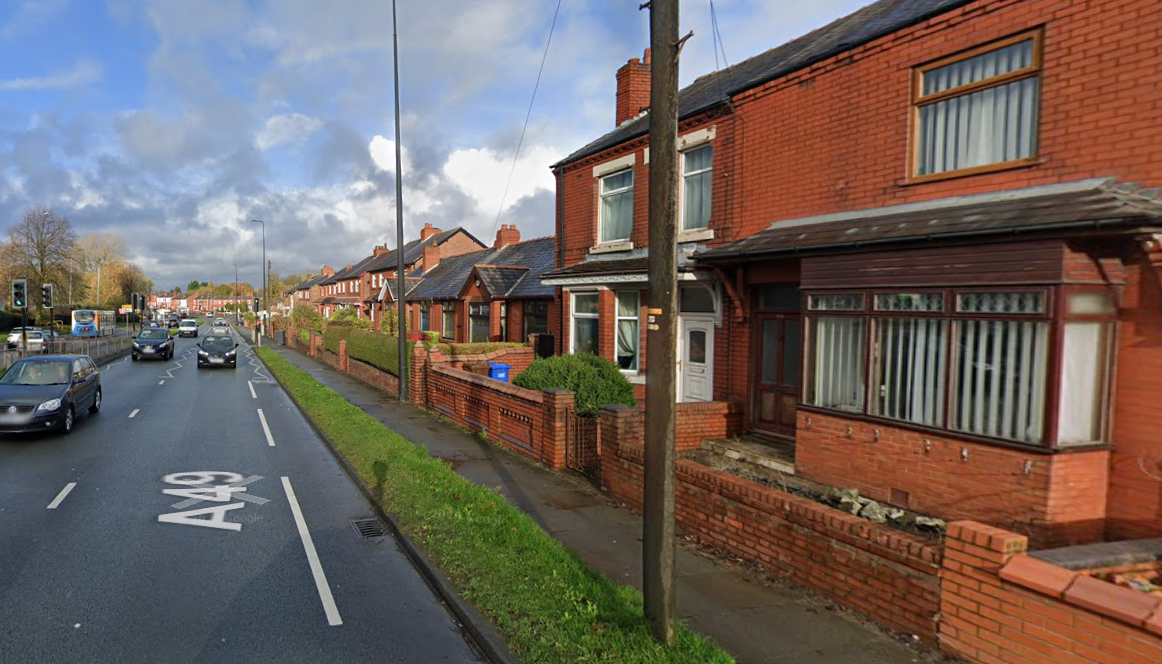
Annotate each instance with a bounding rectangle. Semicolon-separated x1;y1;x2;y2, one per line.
225;351;236;357
37;398;61;412
198;350;208;356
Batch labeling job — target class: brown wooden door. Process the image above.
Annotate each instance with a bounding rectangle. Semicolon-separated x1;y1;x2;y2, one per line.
754;314;801;435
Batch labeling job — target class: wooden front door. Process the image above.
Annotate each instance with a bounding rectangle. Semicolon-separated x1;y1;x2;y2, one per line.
753;313;802;436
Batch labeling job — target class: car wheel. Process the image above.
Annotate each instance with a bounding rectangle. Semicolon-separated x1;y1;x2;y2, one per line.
132;354;138;362
89;388;102;414
61;406;75;434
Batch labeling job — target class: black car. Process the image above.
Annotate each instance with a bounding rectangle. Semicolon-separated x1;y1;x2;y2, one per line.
167;317;180;329
0;355;101;434
133;328;174;361
197;334;239;369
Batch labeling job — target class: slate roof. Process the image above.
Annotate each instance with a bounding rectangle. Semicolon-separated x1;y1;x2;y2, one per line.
367;228;487;274
407;237;557;301
291;274;327;292
381;278;423;302
556;0;974;167
476;266;529;298
541;256;649;279
696;179;1162;262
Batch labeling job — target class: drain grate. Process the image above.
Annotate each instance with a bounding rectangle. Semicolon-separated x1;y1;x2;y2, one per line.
350;517;389;539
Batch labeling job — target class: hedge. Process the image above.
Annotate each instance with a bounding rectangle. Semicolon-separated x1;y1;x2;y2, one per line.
323;327;413;376
513;354;635;415
431;341;526;356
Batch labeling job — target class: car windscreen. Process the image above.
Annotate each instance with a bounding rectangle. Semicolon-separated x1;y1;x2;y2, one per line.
74;311;95;323
0;360;70;385
138;329;168;340
180;320;197;327
201;336;234;350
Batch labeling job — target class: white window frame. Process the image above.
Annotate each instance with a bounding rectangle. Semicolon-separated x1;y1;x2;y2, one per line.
680;144;714;234
615;291;641;374
571;291;600;356
597;169;634;247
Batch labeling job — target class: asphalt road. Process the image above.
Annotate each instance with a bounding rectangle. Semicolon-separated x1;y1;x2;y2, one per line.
0;322;484;664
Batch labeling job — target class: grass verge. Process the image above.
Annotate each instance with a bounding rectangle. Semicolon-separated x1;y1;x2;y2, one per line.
256;347;734;664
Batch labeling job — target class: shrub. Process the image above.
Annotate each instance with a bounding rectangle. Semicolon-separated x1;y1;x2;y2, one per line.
431;341;526;356
299;329;311;343
346;329;413;376
322;325;353;354
423;330;440;345
329;307;372;329
291;305;324;334
514;354;635;415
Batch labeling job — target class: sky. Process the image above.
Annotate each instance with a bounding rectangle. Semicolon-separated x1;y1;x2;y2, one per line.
0;0;871;290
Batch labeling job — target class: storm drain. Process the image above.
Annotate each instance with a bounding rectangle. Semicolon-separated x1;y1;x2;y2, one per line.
350;517;389;539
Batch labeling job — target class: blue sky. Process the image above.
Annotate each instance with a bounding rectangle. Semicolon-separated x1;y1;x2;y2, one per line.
0;0;870;288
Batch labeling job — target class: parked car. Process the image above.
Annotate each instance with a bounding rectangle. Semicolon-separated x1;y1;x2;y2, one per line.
178;319;199;338
0;355;101;434
196;335;238;369
132;328;174;361
6;327;40;349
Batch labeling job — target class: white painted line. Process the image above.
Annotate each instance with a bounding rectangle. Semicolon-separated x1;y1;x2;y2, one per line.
47;482;77;510
257;409;275;447
248;382;257;399
281;477;342;626
129;409;140;419
159;380;165;385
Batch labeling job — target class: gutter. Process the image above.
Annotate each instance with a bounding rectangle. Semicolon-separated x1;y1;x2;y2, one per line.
696;216;1151;262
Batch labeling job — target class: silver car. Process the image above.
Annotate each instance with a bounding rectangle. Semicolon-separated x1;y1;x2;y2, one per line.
6;327;40;349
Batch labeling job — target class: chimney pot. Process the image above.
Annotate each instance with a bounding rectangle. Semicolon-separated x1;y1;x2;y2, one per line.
494;224;521;249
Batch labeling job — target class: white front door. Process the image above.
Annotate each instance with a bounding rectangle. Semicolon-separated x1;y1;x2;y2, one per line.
678;317;714;402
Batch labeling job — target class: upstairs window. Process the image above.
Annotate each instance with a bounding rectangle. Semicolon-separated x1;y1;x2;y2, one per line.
914;32;1041;180
681;145;713;231
599;170;634;244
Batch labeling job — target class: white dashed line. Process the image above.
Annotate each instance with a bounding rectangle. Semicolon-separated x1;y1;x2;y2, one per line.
47;482;77;509
248;382;257;399
129;409;140;418
159;380;165;385
282;477;342;626
257;409;275;447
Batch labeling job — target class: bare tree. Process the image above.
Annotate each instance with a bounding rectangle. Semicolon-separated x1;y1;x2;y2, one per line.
75;232;125;308
2;208;79;311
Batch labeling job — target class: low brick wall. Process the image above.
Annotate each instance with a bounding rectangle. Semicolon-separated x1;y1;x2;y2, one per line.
941;521;1162;664
427;345;536;379
347;357;400;396
426;364;570;469
675;401;743;451
600;404;943;641
318;348;339;370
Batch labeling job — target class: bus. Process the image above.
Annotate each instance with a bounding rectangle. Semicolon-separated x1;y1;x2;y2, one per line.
72;310;117;337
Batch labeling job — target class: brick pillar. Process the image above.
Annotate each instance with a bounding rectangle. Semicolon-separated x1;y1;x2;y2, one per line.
541;389;574;470
410;343;427;407
310;333;321;358
338;339;349;372
939;521;1029;661
599;404;644;507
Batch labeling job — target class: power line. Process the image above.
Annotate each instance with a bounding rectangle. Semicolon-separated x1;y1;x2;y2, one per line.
491;0;563;239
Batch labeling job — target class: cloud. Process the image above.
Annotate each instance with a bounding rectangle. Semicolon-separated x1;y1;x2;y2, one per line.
0;0;69;39
0;60;102;91
255;112;322;150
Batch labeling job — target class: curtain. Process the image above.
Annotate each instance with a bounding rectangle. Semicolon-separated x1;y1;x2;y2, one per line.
682;146;713;231
600;172;634;243
953;320;1048;443
873;318;947;426
810;317;865;412
1058;323;1107;445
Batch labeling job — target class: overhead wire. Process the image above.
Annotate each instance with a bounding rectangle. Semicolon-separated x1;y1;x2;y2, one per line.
491;0;564;241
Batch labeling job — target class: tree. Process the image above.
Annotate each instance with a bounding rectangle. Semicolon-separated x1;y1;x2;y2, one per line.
105;262;152;308
75;232;125;308
2;208;79;313
188;280;203;292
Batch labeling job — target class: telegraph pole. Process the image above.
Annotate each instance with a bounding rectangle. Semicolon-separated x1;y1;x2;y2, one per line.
392;0;408;402
643;0;680;646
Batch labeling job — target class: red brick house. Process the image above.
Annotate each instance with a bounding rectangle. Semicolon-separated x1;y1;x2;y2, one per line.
403;225;558;344
366;225;486;327
547;0;1162;546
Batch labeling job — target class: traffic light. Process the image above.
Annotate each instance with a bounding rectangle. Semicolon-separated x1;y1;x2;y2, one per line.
253;297;259;312
11;279;27;309
132;293;141;311
41;283;54;309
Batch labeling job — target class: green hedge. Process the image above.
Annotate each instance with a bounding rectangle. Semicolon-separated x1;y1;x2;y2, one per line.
323;327;413;376
431;341;526;356
299;329;311;343
514;354;635;415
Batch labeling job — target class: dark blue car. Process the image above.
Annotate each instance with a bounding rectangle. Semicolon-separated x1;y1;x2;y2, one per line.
0;355;101;434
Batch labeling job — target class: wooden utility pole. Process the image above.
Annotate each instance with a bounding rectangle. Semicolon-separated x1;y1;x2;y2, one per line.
643;0;679;646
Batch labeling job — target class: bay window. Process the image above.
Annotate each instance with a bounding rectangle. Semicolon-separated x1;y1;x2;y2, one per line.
806;287;1114;447
616;291;640;372
441;301;456;339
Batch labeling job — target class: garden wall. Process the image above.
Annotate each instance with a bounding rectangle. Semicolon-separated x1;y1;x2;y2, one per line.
600;404;943;641
940;521;1162;664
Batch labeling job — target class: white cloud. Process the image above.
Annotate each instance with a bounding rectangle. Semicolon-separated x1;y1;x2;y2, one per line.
255;112;322;150
442;144;559;223
368;135;413;175
0;59;102;91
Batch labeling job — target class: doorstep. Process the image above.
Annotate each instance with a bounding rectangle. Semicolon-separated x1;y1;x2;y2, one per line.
702;434;796;475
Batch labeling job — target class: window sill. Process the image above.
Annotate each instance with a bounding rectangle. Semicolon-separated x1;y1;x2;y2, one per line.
903;157;1042;186
623;373;645;384
590;241;634;254
677;228;714;243
797;404;1112;455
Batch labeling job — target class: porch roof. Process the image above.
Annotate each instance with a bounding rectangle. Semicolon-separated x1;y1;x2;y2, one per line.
541;255;702;287
697;178;1162;263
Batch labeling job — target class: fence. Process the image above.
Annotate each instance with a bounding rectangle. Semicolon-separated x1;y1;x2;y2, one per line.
2;335;133;370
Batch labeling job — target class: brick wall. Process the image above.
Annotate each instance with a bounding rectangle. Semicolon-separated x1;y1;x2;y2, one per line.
347;356;400;396
674;401;742;451
600;404;943;641
795;411;1110;548
940;521;1162;664
1108;259;1162;540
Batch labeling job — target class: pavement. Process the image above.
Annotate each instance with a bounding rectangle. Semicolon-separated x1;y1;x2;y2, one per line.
265;344;945;664
0;322;483;664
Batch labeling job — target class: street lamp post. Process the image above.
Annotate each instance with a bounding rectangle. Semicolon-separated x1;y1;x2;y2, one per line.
249;219;266;347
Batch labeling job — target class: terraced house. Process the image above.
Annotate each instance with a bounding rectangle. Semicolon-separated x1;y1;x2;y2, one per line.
548;0;1162;547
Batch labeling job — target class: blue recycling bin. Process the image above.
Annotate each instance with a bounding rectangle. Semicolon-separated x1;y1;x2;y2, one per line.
487;362;511;383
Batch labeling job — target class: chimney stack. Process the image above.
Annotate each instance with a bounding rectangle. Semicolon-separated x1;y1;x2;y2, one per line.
422;242;440;274
494;224;521;249
373;244;391;256
420;222;442;241
615;48;651;126
321;264;335;277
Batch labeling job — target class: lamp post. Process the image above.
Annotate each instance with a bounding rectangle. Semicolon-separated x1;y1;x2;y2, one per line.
249;219;266;346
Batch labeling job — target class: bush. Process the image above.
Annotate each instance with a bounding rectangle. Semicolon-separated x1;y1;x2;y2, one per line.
291;305;324;334
299;329;311;343
329;307;372;329
514;354;635;415
349;330;413;376
322;325;354;354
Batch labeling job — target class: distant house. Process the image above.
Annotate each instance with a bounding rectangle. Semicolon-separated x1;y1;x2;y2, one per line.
365;225;486;327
